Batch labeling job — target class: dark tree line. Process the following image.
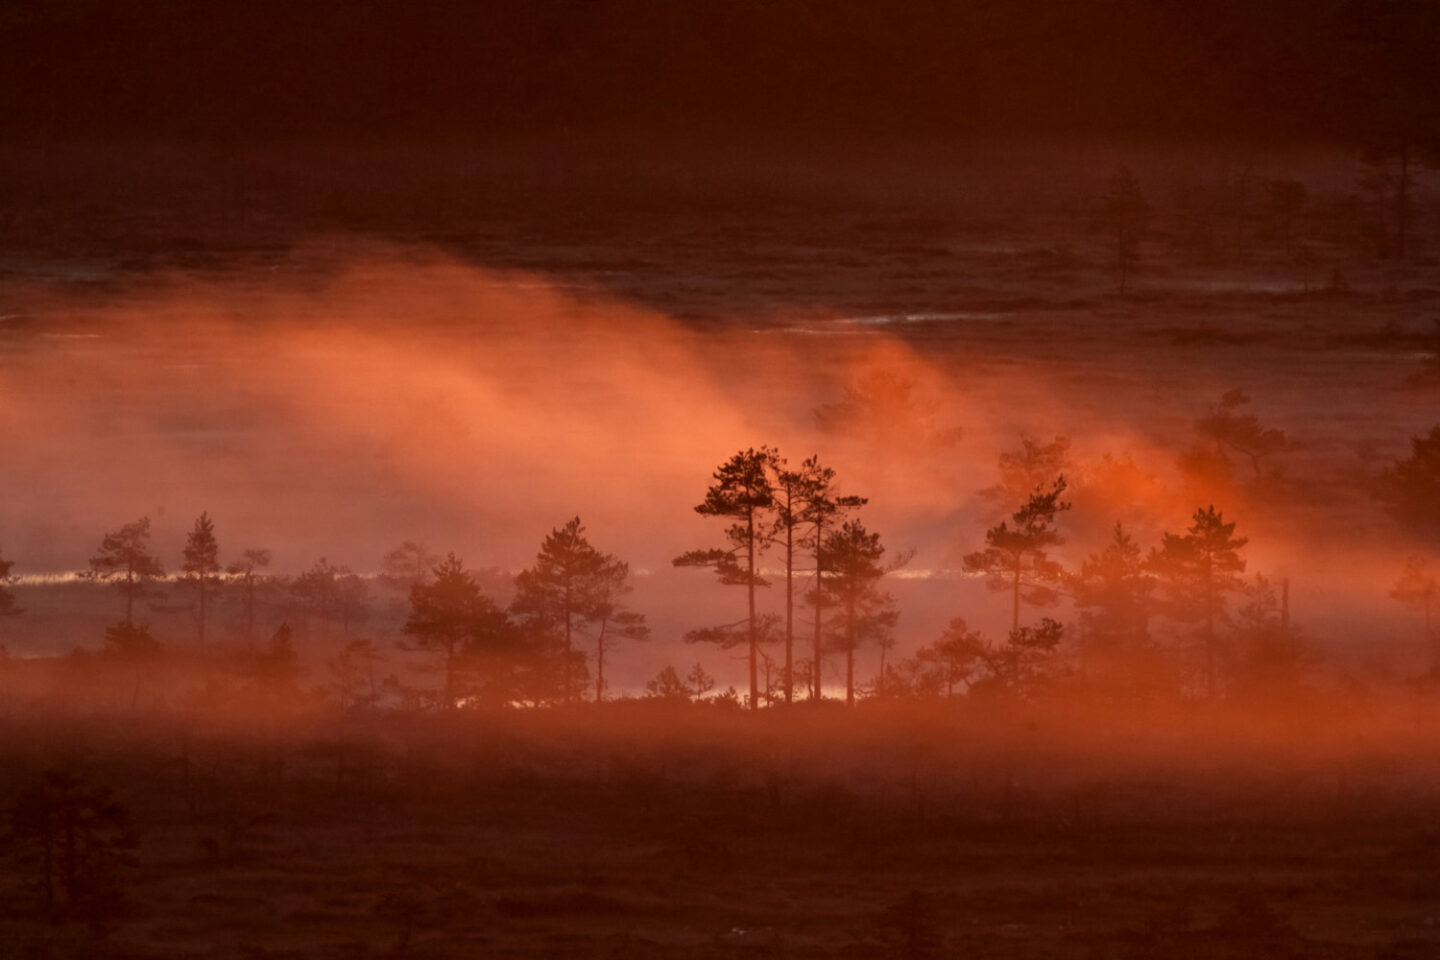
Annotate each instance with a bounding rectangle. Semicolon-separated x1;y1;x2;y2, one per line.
1;413;1438;710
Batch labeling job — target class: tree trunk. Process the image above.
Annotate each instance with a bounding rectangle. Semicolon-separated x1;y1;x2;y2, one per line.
784;508;794;704
813;517;825;703
747;507;758;709
845;597;856;706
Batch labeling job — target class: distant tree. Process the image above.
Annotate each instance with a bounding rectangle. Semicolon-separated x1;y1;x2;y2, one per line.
1071;523;1156;664
817;520;908;706
102;620;165;709
674;448;776;709
813;371;963;452
9;770;138;917
1098;166;1149;294
1231;574;1301;696
101;621;164;663
291;557;367;639
1150;505;1248;698
981;435;1074;511
1374;425;1440;540
793;456;867;703
913;618;988;697
1390;556;1439;674
998;617;1066;694
378;540;439;593
644;665;690;701
685;661;716;699
0;547;22;617
964;477;1071;634
243;622;303;695
1195;390;1299;482
512;517;646;703
328;638;386;711
403;553;512;709
1338;0;1440;261
226;548;274;642
767;453;866;704
177;512;222;646
86;517;165;628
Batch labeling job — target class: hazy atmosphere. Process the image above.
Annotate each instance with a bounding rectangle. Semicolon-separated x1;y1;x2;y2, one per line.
1;2;1439;957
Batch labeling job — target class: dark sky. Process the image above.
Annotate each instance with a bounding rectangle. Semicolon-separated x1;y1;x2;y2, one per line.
1;0;1434;147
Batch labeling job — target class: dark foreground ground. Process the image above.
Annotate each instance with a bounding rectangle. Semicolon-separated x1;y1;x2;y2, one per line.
3;700;1440;959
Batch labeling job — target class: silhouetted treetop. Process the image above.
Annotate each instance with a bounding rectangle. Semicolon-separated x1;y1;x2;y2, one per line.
1376;426;1440;541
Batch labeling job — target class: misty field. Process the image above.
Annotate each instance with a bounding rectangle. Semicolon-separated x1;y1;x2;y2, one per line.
5;701;1440;959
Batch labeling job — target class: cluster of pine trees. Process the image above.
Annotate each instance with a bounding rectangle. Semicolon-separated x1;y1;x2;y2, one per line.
0;418;1436;713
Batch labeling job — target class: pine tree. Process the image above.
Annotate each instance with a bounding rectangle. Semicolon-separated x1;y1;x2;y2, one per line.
1150;505;1248;698
964;477;1071;635
403;553;510;709
512;517;646;703
86;517;165;628
817;520;907;706
794;456;866;703
674;448;776;709
178;512;222;645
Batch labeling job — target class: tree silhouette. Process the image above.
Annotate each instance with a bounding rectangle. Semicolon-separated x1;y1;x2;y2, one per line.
177;512;222;646
328;638;386;711
0;547;22;618
291;557;368;639
674;448;776;709
1150;505;1248;698
981;435;1073;511
964;477;1071;634
86;517;165;628
1232;574;1301;696
1375;425;1440;541
767;453;866;704
792;456;867;703
512;517;647;703
1195;390;1298;482
817;520;907;706
403;553;511;709
1390;556;1439;675
1099;166;1149;294
1071;523;1156;689
813;371;963;452
379;540;439;592
226;548;274;642
913;617;987;697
